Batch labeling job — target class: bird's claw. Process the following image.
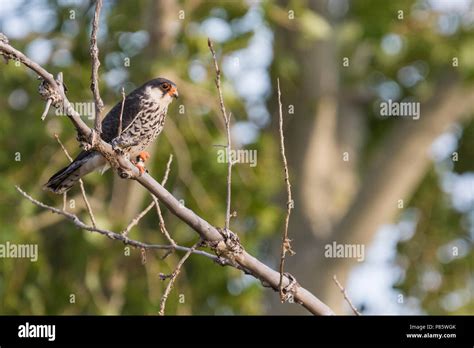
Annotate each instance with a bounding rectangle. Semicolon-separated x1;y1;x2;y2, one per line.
137;151;150;162
76;130;97;151
132;151;150;175
111;138;125;155
76;134;88;150
135;163;146;175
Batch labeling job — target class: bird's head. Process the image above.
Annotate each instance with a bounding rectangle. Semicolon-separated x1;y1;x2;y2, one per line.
143;77;178;105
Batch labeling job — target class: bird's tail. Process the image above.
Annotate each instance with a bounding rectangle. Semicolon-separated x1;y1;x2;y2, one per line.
43;152;102;194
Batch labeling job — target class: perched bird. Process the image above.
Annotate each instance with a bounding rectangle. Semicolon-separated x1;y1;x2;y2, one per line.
44;78;178;194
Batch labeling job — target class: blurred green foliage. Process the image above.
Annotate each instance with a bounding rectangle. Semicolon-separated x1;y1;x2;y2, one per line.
0;0;472;315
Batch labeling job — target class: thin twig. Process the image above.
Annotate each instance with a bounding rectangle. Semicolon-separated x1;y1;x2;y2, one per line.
55;134;97;227
122;201;155;236
277;78;295;302
208;38;232;233
79;179;97;227
160;154;173;186
333;275;361;316
153;155;177;256
15;185;223;263
0;39;57;87
62;192;67;211
77;179;97;226
90;0;104;133
153;197;176;247
54;134;73;162
159;240;200;316
41;98;52;120
121;154;174;237
118;86;125;136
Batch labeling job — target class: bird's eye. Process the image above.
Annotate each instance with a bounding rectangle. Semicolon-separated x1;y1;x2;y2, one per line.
162;83;170;90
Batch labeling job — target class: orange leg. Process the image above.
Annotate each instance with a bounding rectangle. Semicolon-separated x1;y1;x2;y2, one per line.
134;151;150;174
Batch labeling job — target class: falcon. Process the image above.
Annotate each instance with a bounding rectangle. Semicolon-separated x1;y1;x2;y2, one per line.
44;78;178;194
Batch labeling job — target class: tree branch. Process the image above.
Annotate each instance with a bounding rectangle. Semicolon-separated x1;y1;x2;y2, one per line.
118;86;125;136
159;240;200;315
152;155;178;256
208;39;232;232
1;35;334;316
90;0;104;133
277;78;295;302
55;134;97;227
122;201;156;237
333;275;361;316
122;154;173;237
15;185;221;263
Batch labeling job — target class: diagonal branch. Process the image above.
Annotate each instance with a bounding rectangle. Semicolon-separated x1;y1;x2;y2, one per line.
15;185;223;263
153;196;177;256
153;155;178;255
121;201;155;237
333;275;361;316
1;35;334;316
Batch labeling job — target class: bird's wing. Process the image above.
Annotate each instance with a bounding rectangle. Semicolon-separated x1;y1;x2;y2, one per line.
64;92;144;161
100;92;143;143
74;149;93;162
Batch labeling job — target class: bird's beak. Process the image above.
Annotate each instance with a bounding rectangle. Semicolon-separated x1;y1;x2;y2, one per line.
168;86;179;99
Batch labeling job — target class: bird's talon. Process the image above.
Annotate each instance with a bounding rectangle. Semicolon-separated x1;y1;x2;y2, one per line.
135;163;146;175
136;164;146;175
76;133;91;150
137;151;150;162
131;151;150;175
111;140;125;155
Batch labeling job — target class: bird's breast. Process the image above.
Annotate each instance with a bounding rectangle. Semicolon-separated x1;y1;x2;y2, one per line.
122;103;168;156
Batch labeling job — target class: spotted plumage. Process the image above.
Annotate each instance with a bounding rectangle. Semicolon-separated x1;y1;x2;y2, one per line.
44;77;178;194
